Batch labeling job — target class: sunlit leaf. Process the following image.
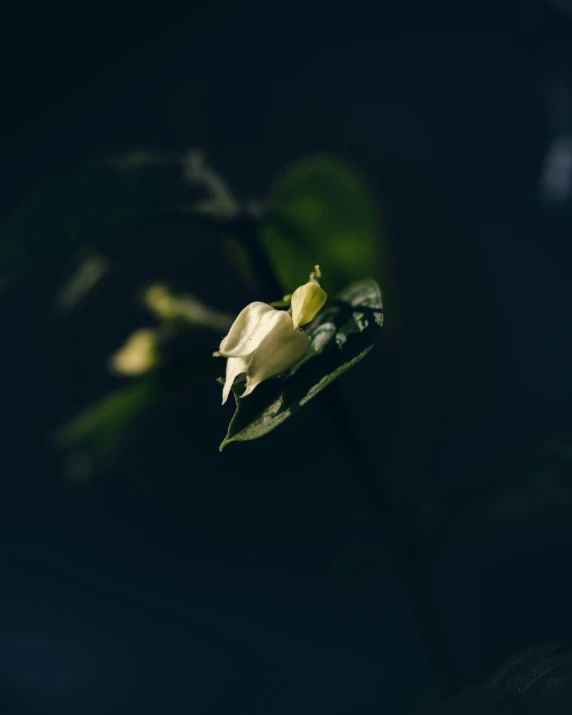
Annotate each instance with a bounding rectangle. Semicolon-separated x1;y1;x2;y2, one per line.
219;279;383;451
259;156;383;295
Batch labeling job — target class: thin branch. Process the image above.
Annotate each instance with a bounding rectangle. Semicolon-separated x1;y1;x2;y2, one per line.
165;206;459;698
160;204;282;302
137;152;459;696
320;386;460;698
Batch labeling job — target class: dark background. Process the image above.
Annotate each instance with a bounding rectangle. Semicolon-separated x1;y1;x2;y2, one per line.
2;1;572;712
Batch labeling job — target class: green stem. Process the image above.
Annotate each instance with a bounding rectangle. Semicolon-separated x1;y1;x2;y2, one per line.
154;204;459;698
320;387;459;698
226;214;459;697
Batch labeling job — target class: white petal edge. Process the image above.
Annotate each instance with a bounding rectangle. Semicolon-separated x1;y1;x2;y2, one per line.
219;301;274;357
222;356;251;405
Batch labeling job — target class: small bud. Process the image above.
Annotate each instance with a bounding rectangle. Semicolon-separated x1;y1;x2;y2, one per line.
290;270;327;329
109;329;158;376
144;284;177;319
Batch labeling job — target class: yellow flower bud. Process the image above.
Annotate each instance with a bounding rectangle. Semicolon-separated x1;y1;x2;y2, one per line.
290;277;327;329
109;329;158;376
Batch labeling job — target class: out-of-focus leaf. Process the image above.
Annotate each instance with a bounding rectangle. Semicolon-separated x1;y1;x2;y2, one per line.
54;252;110;311
56;353;218;478
56;381;157;479
485;643;572;699
143;283;233;332
259;156;383;296
219;279;383;451
437;645;572;714
220;235;259;289
1;164;166;292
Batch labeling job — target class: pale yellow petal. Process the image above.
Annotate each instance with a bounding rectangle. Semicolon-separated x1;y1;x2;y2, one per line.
290;280;327;329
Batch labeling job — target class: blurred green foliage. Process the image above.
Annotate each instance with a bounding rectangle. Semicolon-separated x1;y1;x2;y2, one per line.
56;354;218;478
259;156;384;296
1;152;385;307
56;381;158;479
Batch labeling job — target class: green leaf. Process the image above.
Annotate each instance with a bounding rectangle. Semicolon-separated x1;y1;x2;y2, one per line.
1;164;166;292
219;279;383;451
437;645;572;714
259;156;383;296
485;643;572;699
55;353;219;478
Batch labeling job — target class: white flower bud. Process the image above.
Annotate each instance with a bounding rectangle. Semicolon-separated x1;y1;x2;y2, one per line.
217;270;326;402
217;301;274;357
290;276;327;329
241;311;310;398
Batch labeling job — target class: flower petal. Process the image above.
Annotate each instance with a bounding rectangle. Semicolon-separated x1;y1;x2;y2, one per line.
222;356;251;405
291;280;327;329
241;312;310;398
218;301;274;357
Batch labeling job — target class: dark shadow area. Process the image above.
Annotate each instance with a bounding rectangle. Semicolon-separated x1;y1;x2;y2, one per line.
2;1;572;713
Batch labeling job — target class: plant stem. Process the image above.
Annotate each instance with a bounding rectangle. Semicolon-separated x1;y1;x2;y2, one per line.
321;387;459;698
225;213;459;698
156;203;459;698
